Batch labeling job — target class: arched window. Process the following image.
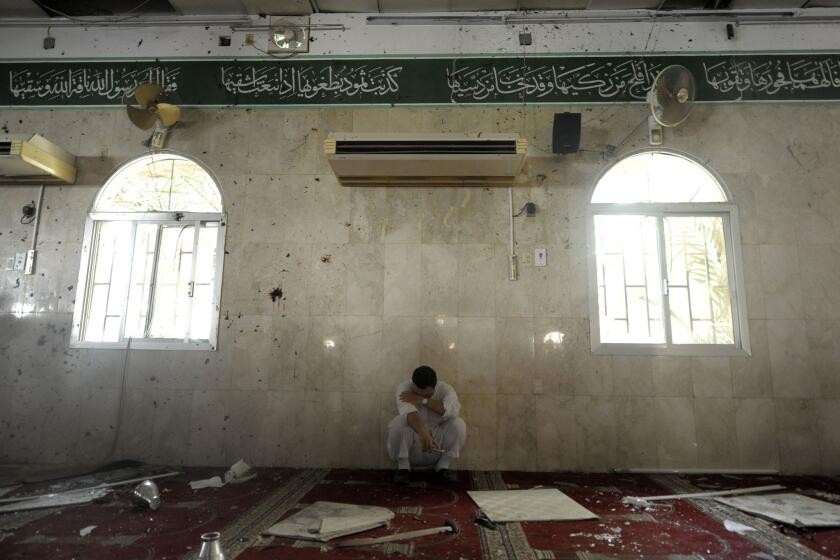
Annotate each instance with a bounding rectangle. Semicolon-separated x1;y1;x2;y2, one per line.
588;150;749;355
71;153;226;350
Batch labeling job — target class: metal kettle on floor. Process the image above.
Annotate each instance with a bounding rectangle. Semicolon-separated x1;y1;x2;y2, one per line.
196;532;225;560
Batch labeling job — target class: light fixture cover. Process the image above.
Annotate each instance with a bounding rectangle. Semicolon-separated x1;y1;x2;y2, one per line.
268;16;309;53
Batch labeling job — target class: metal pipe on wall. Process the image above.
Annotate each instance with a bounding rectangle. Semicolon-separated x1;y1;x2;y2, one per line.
24;184;45;275
508;186;517;282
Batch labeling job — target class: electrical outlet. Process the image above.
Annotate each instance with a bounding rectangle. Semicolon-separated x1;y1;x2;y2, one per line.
533;379;544;394
4;257;14;270
522;251;533;266
535;248;547;267
13;252;26;272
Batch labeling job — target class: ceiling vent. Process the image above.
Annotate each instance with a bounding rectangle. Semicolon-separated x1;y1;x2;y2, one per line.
0;134;76;184
325;133;527;187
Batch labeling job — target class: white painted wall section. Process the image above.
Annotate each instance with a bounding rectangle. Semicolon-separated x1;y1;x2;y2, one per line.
1;11;839;60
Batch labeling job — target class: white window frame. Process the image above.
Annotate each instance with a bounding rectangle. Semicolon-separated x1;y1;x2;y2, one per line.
586;150;750;357
70;156;226;351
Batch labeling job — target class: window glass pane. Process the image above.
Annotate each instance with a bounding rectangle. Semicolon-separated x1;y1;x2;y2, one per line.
190;224;219;340
664;215;735;345
124;224;159;339
148;225;195;339
85;284;109;342
82;221;132;342
592;152;727;204
103;316;122;342
190;285;213;340
594;215;665;344
94;154;222;212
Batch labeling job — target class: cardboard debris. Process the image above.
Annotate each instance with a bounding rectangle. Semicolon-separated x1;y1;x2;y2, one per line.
263;501;394;542
717;493;840;528
79;525;96;537
467;489;597;523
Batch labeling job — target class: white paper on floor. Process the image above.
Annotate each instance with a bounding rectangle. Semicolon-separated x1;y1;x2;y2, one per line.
79;525;96;537
224;459;257;484
189;459;256;490
467;489;598;522
717;493;840;528
263;501;394;542
189;476;224;490
723;519;756;534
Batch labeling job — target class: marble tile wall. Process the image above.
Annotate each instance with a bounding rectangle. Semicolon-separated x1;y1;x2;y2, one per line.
1;105;839;473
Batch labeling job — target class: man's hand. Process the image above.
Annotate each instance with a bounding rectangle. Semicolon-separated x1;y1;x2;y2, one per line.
419;431;439;453
399;391;423;406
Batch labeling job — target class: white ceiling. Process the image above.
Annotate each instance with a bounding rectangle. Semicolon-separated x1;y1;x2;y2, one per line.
248;0;824;13
3;0;837;18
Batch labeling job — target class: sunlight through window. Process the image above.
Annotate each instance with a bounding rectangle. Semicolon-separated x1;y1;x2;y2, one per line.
72;153;226;350
589;150;747;355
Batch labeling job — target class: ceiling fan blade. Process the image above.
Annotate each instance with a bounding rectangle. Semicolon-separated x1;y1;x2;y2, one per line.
126;104;157;130
133;83;162;107
156;103;182;128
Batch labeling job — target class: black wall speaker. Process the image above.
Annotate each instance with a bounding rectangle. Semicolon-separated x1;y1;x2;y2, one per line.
552;112;581;154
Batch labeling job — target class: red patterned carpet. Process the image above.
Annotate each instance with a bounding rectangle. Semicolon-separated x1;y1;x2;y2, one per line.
1;466;839;559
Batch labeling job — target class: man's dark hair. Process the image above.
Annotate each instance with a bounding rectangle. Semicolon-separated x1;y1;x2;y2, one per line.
412;365;437;389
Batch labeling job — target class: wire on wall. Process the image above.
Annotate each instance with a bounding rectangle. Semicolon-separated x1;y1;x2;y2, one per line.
512;203;530;218
105;337;132;462
32;0;154;25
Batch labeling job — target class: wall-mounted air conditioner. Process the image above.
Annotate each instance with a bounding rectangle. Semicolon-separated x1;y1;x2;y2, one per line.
0;134;77;185
325;133;527;187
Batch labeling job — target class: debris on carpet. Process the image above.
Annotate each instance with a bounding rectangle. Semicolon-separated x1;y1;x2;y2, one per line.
226;459;257;484
724;519;758;534
467;488;597;522
131;480;161;510
623;484;786;509
263;501;394;542
190;459;256;490
336;519;458;548
0;488;110;513
79;525;96;537
190;476;224;489
717;493;840;528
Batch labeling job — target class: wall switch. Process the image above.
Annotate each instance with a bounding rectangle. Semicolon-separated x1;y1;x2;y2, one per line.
535;247;547;267
13;252;26;272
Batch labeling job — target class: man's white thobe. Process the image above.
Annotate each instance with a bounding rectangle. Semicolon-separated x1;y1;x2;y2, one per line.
386;380;467;470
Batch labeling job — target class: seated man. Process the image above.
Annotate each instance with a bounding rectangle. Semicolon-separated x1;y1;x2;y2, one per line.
386;365;466;484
